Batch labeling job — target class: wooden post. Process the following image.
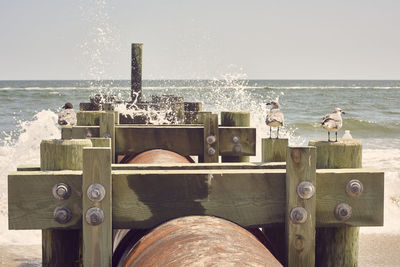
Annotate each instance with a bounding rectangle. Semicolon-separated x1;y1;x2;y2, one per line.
82;147;112;267
100;112;116;163
184;102;203;124
61;126;73;139
286;146;316;267
261;137;289;264
41;139;93;267
221;111;250;162
203;113;219;163
131;43;143;103
308;139;362;267
262;138;288;162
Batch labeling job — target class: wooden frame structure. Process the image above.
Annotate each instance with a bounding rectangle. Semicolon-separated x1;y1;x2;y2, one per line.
8;109;384;267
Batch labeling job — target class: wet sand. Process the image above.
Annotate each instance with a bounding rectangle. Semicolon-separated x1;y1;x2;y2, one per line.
0;234;398;266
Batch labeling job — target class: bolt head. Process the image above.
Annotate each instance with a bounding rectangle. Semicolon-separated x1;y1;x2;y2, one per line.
53;206;72;224
335;203;352;221
232;135;240;144
206;135;216;145
207;147;216;156
85;207;104;226
290;207;308;224
346;179;363;197
232;144;242;153
87;183;106;202
52;183;71;200
296;181;315;200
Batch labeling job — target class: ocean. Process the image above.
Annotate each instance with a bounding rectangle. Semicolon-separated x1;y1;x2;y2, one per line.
0;79;399;266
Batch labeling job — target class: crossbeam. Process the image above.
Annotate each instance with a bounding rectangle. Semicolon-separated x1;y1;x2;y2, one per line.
8;168;383;230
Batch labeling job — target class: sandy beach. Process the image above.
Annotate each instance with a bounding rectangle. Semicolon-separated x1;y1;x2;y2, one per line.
0;233;397;266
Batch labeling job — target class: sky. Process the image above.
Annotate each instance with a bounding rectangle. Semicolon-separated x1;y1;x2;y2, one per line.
0;0;399;80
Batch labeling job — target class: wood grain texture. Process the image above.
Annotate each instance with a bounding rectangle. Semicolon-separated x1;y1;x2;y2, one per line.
219;127;256;156
309;139;362;267
61;126;72;139
90;138;111;148
82;148;112;267
203;113;219;163
286;147;316;267
221;111;251;162
76;111;104;126
100;112;116;163
71;126;100;139
262;138;288;162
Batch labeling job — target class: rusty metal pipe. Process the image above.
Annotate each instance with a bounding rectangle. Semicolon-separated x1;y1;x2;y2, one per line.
118;216;282;267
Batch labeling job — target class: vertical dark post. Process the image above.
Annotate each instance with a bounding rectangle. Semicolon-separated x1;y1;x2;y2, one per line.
221;111;250;162
308;139;362;267
131;43;143;103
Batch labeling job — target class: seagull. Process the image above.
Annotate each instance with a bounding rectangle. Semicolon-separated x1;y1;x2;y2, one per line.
265;100;284;139
321;107;345;142
58;102;77;126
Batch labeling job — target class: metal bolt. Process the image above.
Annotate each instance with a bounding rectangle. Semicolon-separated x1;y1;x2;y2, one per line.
52;183;71;200
296;181;315;200
207;147;216;156
232;144;242;153
103;133;111;138
232;135;240;144
335;203;352;221
206;135;216;145
86;207;104;225
87;183;106;202
53;206;72;224
290;207;308;224
346;179;363;197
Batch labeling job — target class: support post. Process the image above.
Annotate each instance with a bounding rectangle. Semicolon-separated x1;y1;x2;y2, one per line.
82;147;112;267
100;112;116;163
309;139;362;267
41;139;93;267
262;138;288;162
221;111;250;162
184;102;203;124
131;43;143;103
203;113;219;163
286;146;316;267
261;137;289;264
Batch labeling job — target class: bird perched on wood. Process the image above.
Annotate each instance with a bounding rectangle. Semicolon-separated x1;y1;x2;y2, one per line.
58;102;77;126
265;100;284;138
321;107;345;142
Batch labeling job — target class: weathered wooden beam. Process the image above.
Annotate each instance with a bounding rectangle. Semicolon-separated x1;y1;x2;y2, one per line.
100;112;116;163
82;148;112;267
17;164;41;171
71;126;100;139
309;139;363;267
262;138;288;162
77;111;104;126
286;147;316;267
131;43;143;102
203;113;219;163
61;126;72;139
221;111;251;162
90;138;111;148
111;162;286;170
8;168;383;230
219;127;256;156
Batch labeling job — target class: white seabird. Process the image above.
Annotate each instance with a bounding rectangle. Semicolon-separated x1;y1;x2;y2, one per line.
265;100;284;139
321;107;345;142
58;102;77;126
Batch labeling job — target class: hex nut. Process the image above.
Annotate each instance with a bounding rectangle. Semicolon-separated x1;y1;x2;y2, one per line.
290;207;308;224
85;207;104;226
52;183;71;200
87;183;106;202
296;181;315;200
232;135;240;144
207;147;216;156
53;206;72;224
346;179;363;197
335;203;352;221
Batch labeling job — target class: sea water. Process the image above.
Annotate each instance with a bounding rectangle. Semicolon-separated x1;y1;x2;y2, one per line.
0;79;399;265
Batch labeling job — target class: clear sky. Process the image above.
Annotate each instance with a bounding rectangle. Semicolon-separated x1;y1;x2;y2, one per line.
0;0;399;80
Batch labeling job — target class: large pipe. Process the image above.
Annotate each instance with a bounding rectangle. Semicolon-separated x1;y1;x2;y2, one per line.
117;216;282;267
113;149;281;266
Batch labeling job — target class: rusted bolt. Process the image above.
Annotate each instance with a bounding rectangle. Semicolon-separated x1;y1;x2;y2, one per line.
232;144;242;153
207;147;216;156
52;183;71;200
290;207;308;224
346;179;363;197
290;149;301;163
335;203;352;221
206;135;216;145
232;135;240;144
54;206;72;224
86;207;104;226
296;181;315;200
87;183;106;202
